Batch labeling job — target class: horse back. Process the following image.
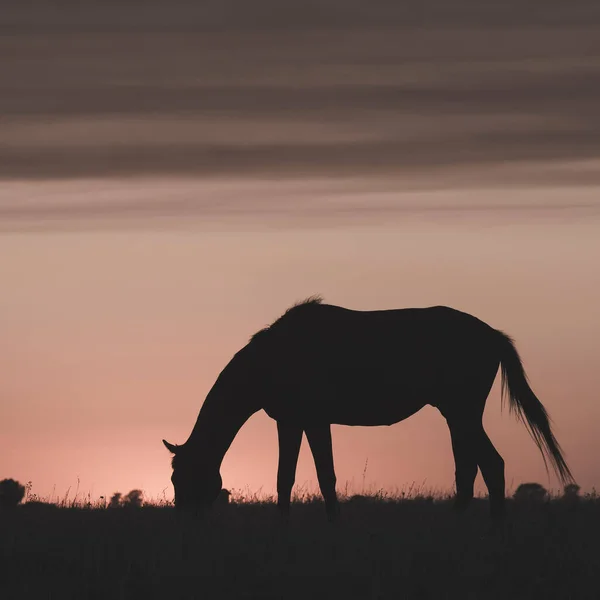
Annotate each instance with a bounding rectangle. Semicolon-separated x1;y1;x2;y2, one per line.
248;303;498;425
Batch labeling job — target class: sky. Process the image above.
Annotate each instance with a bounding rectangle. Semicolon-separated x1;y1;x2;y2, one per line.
1;1;600;502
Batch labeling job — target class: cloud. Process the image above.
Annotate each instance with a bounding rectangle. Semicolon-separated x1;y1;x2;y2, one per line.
1;0;600;228
1;176;599;233
3;0;599;33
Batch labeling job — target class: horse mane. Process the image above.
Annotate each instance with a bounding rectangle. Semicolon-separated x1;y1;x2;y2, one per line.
250;295;323;343
169;300;324;469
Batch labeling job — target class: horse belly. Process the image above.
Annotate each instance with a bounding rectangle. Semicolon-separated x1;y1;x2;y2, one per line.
263;336;437;426
327;376;427;426
268;365;427;426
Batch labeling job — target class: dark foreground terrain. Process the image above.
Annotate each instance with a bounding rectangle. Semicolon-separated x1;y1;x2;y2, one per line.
1;494;597;600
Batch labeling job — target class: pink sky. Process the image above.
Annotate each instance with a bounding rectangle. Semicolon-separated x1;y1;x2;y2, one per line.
1;189;599;501
2;1;600;502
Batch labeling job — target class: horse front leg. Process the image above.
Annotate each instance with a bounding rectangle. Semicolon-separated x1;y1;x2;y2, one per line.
305;423;340;522
276;421;303;518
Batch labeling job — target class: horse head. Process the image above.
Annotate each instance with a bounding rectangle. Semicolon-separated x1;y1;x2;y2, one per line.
163;439;222;514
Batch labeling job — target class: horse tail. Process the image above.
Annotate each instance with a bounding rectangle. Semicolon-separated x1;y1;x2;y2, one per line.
496;330;574;486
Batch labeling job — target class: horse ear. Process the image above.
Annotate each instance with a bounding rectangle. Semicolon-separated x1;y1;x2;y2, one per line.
162;439;178;454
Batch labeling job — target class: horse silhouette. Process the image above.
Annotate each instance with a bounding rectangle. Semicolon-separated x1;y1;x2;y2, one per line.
163;297;573;521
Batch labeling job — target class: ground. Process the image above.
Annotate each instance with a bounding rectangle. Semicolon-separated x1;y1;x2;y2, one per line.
0;492;597;600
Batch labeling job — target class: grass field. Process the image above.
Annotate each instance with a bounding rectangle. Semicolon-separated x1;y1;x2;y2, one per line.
1;490;597;600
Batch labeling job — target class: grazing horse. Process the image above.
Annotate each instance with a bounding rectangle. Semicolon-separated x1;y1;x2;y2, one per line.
163;297;573;521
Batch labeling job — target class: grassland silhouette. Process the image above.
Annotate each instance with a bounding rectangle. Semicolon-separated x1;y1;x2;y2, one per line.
1;481;597;600
163;297;573;522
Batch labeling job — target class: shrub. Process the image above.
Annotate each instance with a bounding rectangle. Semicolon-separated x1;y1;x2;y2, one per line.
109;492;122;508
123;489;144;508
561;483;581;506
563;483;581;499
513;482;548;503
345;494;371;505
0;478;26;508
215;488;231;507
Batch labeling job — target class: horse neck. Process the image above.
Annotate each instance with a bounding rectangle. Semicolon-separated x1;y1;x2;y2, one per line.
184;383;259;470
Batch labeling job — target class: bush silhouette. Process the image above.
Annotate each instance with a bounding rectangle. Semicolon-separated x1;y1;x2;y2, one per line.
345;494;371;505
123;489;144;508
513;482;548;503
108;492;122;508
563;483;580;499
215;488;231;507
561;483;581;507
0;479;26;508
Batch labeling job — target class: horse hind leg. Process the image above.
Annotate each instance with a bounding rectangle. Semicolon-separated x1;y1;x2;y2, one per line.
447;418;479;512
441;358;503;520
475;427;505;521
446;415;505;521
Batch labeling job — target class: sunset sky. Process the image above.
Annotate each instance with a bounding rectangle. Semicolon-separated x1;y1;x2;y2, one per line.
1;1;599;503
